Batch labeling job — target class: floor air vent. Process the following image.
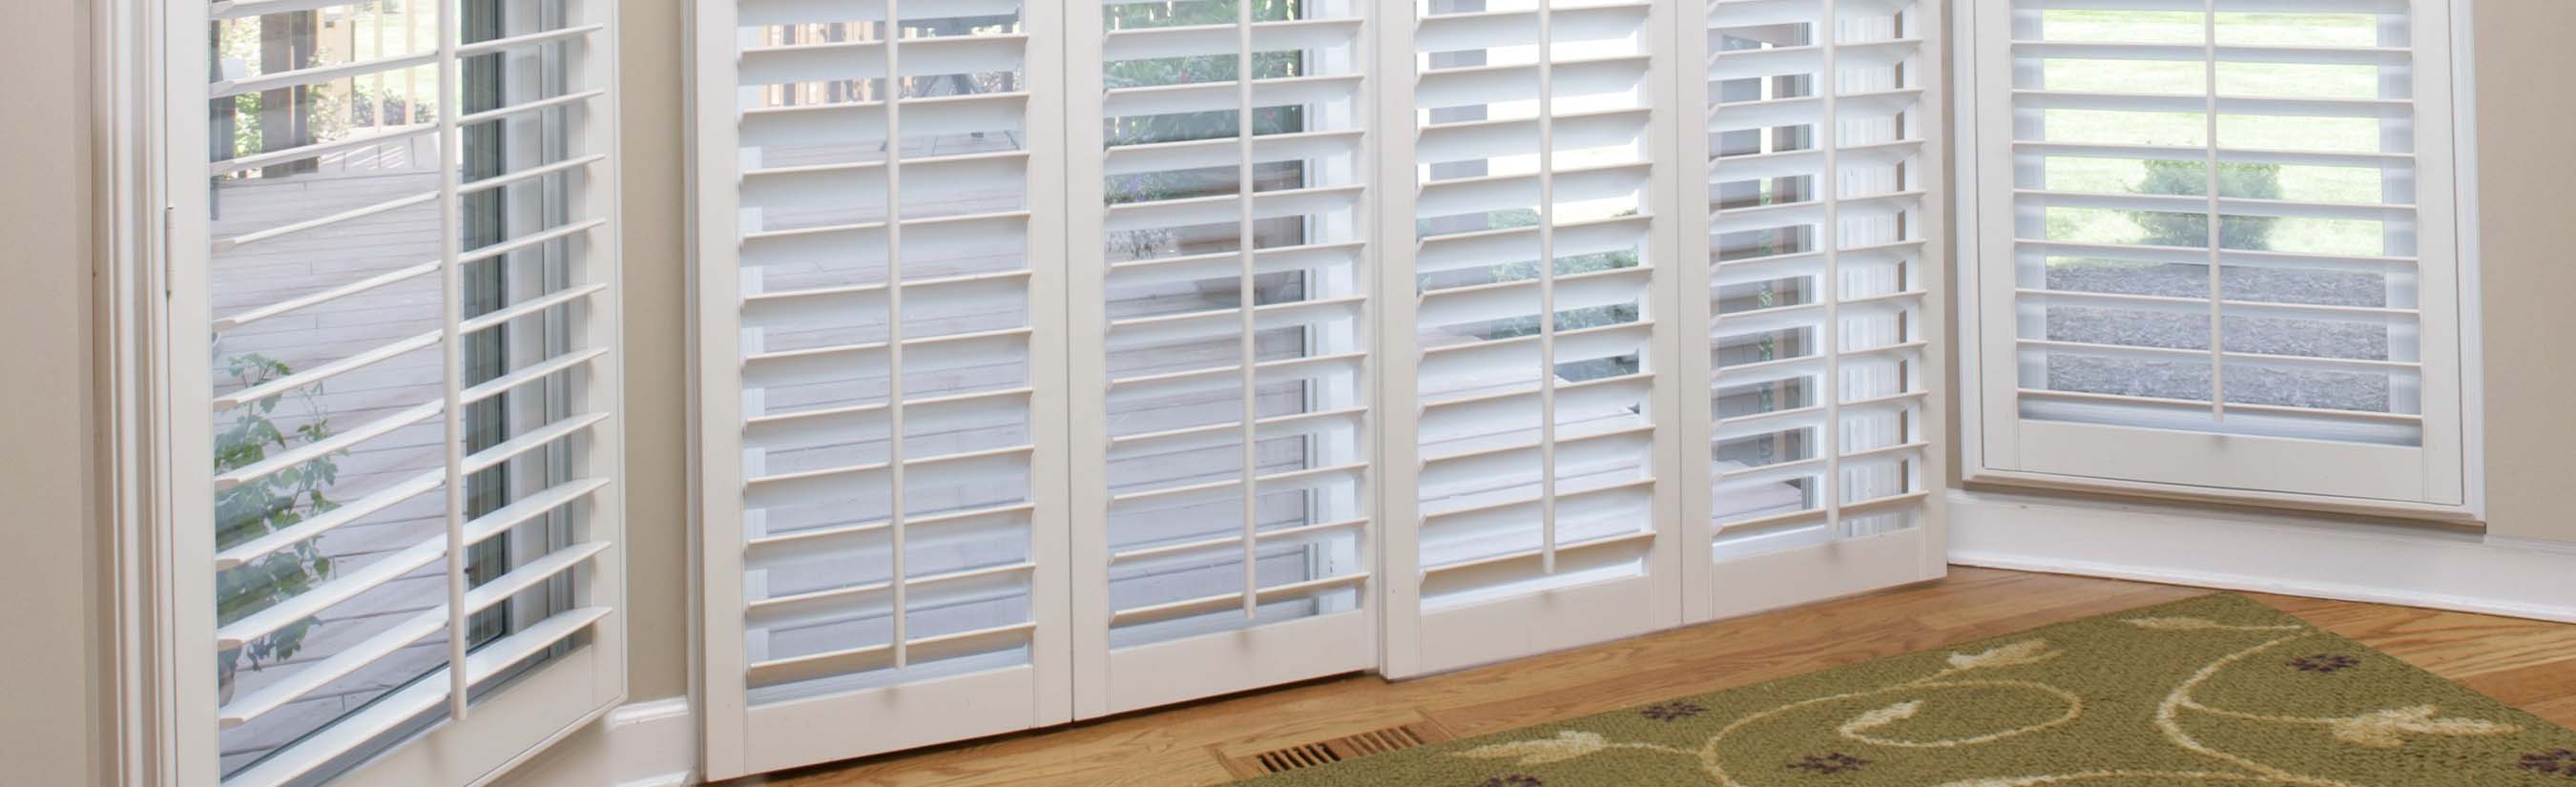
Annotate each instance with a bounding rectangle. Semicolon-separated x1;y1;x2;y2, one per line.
1216;719;1454;777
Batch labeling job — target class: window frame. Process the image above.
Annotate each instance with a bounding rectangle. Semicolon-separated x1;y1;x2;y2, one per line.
128;0;634;783
1949;0;2486;522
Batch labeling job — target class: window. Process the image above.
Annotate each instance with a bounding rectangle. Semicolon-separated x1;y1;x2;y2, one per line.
168;1;626;784
1960;0;2471;513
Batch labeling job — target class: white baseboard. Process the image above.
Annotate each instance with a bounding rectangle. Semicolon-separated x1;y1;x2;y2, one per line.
492;697;697;787
1947;489;2576;624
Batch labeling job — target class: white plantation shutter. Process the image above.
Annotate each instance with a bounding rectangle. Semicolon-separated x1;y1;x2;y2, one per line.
1377;0;1688;677
1070;0;1381;716
693;0;1070;776
168;1;626;785
1966;0;2465;509
668;0;1963;767
1681;0;1946;616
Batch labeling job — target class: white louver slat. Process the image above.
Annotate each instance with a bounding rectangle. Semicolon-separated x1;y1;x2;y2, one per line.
1070;0;1380;717
1378;0;1688;679
1966;0;2466;510
695;0;1072;777
170;1;627;785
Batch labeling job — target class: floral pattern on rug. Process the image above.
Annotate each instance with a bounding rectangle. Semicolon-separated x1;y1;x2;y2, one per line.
2523;749;2576;777
1786;753;1872;775
2288;654;2362;674
1246;594;2576;786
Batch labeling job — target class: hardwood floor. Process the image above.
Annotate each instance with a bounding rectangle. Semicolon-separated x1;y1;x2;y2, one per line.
720;568;2576;786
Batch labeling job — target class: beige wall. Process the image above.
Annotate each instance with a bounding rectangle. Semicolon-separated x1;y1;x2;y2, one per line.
618;0;694;703
2470;1;2576;543
0;0;103;784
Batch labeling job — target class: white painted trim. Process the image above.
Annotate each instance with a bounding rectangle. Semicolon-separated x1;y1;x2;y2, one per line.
489;698;698;787
2447;0;2485;525
1948;489;2576;625
98;0;177;783
1948;0;1991;499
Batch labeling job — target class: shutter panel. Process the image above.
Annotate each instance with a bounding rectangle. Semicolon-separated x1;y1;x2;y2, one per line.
694;0;1071;776
1685;0;1947;619
1968;0;2464;507
1379;0;1688;678
169;1;626;785
1070;0;1381;716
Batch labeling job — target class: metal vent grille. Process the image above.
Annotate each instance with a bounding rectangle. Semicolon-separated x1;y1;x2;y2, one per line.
1217;721;1453;777
1255;742;1341;773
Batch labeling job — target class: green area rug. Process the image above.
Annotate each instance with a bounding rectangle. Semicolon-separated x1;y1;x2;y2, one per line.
1252;594;2576;786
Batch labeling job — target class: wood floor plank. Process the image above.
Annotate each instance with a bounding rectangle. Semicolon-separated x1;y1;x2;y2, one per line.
1928;582;2211;640
2244;594;2576;677
1418;617;1951;737
2461;657;2576;708
2525;695;2576;729
1910;572;2191;631
725;569;2576;787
